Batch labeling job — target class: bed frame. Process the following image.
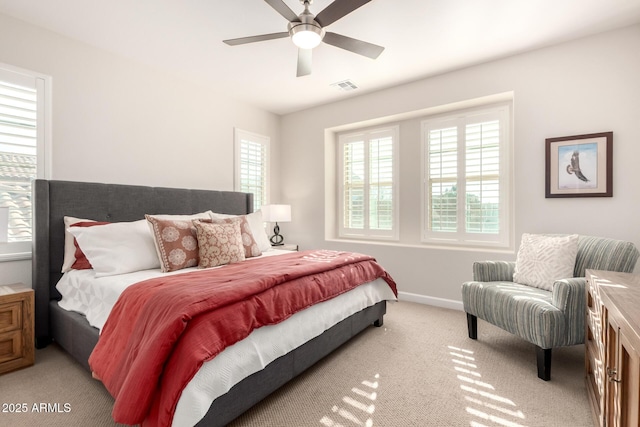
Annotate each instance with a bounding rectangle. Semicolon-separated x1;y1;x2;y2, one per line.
32;179;386;426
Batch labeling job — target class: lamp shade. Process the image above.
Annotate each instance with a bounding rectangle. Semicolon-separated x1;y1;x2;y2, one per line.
261;204;291;223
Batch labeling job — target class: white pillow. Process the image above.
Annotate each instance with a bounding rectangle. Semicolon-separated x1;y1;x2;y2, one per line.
68;219;161;277
209;210;271;253
513;233;579;291
62;216;95;273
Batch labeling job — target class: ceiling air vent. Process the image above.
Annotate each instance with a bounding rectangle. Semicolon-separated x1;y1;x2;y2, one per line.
330;79;358;92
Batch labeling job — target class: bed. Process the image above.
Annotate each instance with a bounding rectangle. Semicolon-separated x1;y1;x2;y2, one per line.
32;179;397;426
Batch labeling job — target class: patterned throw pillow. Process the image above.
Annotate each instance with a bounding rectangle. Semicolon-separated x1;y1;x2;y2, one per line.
192;219;246;268
209;211;272;253
146;215;200;272
513;233;579;291
203;217;262;258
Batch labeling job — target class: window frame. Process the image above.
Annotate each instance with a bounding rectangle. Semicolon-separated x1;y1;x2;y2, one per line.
233;128;270;212
421;103;511;249
0;62;52;259
337;125;399;241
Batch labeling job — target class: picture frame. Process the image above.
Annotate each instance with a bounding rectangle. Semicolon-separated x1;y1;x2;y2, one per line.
545;131;613;198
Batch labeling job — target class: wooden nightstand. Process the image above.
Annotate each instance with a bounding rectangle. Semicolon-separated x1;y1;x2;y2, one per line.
0;283;34;375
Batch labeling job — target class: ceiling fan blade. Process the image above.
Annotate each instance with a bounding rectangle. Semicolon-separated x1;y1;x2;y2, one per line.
315;0;372;27
297;48;312;77
323;32;384;59
223;32;289;46
264;0;300;22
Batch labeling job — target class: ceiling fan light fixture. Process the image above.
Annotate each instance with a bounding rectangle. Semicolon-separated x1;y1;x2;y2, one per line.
290;23;324;49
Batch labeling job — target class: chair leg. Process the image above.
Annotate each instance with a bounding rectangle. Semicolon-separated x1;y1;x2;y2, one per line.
466;313;478;340
536;346;552;381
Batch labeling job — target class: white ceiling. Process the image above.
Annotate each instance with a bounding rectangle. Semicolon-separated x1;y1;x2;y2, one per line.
1;0;640;115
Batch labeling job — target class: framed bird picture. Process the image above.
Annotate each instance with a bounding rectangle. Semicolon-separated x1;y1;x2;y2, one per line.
545;131;613;198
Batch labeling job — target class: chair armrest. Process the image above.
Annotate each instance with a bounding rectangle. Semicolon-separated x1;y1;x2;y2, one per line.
552;277;585;311
472;261;515;282
552;277;586;345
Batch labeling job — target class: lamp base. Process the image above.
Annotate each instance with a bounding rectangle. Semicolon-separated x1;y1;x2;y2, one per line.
270;222;284;246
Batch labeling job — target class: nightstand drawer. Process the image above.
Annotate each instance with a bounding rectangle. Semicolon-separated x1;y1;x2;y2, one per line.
0;330;22;364
0;301;22;334
0;284;34;375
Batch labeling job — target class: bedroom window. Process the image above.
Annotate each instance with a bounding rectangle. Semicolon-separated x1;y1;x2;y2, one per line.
338;126;399;240
0;64;51;248
421;104;511;248
234;128;269;212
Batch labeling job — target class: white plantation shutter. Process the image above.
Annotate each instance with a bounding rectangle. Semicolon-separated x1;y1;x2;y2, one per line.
339;127;398;240
428;125;458;233
234;129;269;212
343;139;365;230
465;120;500;234
0;65;49;243
369;135;394;230
422;105;510;247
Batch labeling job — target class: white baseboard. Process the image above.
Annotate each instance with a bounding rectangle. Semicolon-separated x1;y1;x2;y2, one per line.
397;291;464;311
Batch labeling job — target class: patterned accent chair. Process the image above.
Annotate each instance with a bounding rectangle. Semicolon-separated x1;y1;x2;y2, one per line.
461;235;639;380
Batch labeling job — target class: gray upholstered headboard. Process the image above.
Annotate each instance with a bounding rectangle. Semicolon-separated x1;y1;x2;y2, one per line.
32;179;253;347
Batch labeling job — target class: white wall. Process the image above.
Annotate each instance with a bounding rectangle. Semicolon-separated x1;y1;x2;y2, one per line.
280;25;640;306
0;13;281;286
2;13;638;301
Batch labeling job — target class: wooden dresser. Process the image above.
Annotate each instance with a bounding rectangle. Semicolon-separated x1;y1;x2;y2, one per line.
0;283;34;375
586;270;640;426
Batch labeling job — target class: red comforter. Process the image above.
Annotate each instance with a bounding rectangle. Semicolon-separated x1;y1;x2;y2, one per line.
88;250;397;426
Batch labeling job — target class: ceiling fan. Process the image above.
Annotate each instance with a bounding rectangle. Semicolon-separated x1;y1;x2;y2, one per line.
223;0;384;77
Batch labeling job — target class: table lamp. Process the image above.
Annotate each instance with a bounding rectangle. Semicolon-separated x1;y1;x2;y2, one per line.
261;204;291;246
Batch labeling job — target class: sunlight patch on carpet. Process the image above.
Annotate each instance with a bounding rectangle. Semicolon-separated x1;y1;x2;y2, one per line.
319;373;379;427
448;345;527;427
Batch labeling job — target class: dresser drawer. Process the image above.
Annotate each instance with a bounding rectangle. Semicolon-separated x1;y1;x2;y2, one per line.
0;330;22;364
587;306;604;344
585;339;604;398
0;301;22;334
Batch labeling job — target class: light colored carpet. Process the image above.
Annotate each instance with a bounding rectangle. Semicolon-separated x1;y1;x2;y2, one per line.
0;301;594;426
